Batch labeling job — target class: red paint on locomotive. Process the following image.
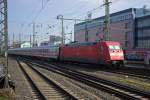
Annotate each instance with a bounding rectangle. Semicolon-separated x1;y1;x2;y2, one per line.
60;41;124;65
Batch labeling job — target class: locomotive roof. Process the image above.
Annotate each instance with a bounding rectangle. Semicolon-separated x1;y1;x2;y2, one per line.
65;42;97;47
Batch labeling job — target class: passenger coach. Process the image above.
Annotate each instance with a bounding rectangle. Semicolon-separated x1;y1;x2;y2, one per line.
8;45;59;59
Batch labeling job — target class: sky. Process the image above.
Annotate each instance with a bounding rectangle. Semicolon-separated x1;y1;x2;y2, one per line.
8;0;150;44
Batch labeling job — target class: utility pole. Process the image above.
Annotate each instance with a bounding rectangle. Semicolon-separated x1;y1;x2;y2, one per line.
61;16;65;44
85;19;89;42
65;31;72;43
57;16;88;44
104;0;111;41
13;33;14;48
4;0;8;88
30;34;32;48
42;0;44;9
19;33;21;45
33;22;35;47
57;15;65;45
0;0;9;87
70;31;72;43
85;12;92;42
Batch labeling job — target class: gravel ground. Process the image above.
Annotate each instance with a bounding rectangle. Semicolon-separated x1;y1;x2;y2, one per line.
35;66;121;100
67;78;121;100
79;69;150;93
0;57;4;64
56;63;150;93
8;58;33;100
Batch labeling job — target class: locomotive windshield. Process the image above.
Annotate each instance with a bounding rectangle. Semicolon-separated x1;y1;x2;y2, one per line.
109;45;121;50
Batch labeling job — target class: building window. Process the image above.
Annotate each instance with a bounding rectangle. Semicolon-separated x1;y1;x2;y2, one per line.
125;31;130;40
125;31;131;47
125;32;128;40
125;22;130;29
125;41;128;47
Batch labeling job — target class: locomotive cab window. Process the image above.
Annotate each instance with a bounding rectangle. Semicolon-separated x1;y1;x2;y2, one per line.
109;45;121;50
114;45;121;50
109;45;114;49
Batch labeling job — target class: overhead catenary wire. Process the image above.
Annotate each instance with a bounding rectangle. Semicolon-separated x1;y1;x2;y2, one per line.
10;21;59;43
32;0;51;21
10;0;123;44
32;0;121;43
10;0;50;37
63;1;97;17
69;0;121;19
59;1;90;16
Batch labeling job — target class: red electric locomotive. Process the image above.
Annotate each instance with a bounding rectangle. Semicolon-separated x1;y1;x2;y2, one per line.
59;41;124;66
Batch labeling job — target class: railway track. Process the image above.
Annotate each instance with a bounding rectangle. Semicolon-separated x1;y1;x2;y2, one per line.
109;70;150;81
17;59;77;100
23;58;150;100
21;56;150;80
51;61;150;81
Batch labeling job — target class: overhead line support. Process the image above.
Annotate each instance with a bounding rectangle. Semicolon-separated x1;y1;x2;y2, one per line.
104;0;111;41
0;0;9;87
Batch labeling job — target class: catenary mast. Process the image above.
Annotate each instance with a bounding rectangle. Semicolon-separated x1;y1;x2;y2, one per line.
0;0;9;87
104;0;111;41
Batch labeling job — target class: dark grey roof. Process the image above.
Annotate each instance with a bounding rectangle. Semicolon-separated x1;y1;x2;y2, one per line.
75;8;135;26
65;42;97;47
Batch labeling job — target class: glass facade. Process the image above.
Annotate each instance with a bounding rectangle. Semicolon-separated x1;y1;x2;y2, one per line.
137;19;150;28
135;15;150;49
137;39;150;48
137;29;150;37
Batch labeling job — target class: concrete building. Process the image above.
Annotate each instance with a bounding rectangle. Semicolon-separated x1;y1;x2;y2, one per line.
12;42;20;48
40;41;54;47
39;35;62;47
74;8;150;50
21;42;31;48
49;35;61;44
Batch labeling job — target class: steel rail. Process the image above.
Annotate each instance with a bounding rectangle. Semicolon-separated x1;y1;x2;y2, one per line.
17;59;46;100
23;58;150;100
17;58;77;100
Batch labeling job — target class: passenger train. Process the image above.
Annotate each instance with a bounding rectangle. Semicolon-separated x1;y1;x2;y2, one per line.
8;41;124;66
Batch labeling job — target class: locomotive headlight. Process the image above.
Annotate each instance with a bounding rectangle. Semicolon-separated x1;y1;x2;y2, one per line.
118;53;124;56
110;53;116;56
110;53;123;56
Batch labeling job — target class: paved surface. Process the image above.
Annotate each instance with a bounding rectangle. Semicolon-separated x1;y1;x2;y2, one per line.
8;57;33;100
